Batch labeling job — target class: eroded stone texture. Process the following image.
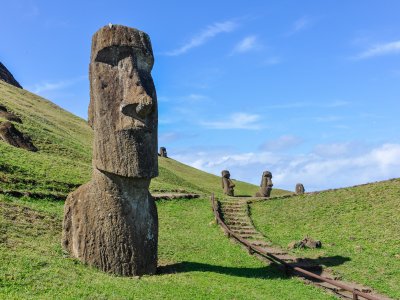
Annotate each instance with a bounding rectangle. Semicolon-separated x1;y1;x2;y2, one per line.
62;25;158;276
0;62;22;88
0;121;37;151
0;105;22;123
221;170;235;196
255;171;273;197
159;147;167;157
296;183;305;195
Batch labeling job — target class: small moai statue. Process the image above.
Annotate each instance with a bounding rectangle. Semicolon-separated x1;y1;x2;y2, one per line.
255;171;273;197
221;170;235;196
295;183;305;195
62;25;158;276
159;147;167;157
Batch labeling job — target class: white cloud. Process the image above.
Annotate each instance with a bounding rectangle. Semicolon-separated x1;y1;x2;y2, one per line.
184;93;209;101
232;35;258;54
174;143;400;192
28;75;86;94
261;135;303;151
165;20;238;56
354;40;400;59
287;16;313;35
200;113;262;130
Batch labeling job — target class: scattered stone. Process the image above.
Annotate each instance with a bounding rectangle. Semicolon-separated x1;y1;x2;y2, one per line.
288;237;322;249
255;171;273;197
0;62;22;88
0;121;37;151
295;183;305;195
0;105;22;123
159;146;167;157
221;170;235;196
62;25;159;276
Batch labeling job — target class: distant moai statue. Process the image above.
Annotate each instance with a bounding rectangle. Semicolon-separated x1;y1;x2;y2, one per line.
221;170;235;196
159;147;167;157
62;25;158;276
295;183;305;195
255;171;273;197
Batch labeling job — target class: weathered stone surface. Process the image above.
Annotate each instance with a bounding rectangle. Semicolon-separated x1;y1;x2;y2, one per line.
221;170;235;196
296;183;305;195
0;105;22;123
159;147;167;157
0;121;37;151
62;25;158;276
0;62;22;89
255;171;273;197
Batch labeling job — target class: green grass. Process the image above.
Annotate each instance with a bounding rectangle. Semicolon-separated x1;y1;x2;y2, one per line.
0;194;335;300
250;179;400;299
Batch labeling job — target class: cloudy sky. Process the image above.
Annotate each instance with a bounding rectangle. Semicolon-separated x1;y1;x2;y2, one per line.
1;0;399;191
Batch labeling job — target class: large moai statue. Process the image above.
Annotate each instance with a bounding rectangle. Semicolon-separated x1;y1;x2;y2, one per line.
62;25;158;276
221;170;235;196
255;171;273;197
295;183;305;195
159;146;167;157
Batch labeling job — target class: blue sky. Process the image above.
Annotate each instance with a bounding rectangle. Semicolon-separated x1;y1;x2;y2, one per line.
1;0;400;191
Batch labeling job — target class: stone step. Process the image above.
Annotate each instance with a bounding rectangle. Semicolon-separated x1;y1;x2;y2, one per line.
232;230;259;235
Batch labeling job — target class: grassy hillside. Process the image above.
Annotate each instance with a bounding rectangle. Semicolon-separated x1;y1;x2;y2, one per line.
0;81;331;299
0;80;284;198
251;179;400;299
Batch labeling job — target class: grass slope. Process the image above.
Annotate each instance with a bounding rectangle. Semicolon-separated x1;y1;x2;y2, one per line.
251;179;400;299
0;196;335;299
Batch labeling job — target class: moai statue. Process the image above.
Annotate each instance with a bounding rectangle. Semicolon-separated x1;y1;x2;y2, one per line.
159;147;167;157
295;183;305;195
221;170;235;196
255;171;273;197
62;25;158;276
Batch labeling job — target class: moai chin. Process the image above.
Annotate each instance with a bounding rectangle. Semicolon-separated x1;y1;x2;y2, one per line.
296;183;305;195
159;147;167;157
62;25;158;276
221;170;235;196
255;171;273;197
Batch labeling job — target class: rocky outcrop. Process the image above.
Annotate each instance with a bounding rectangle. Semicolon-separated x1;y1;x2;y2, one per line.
0;62;22;89
0;121;37;151
62;25;159;276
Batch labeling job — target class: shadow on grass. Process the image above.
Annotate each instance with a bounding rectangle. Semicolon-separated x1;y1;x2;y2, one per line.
157;261;286;279
158;255;351;279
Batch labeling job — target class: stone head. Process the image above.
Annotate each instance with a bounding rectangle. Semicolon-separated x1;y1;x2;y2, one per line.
89;25;158;178
221;170;231;179
261;171;273;187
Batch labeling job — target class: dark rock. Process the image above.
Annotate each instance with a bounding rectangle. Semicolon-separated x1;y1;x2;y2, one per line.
0;121;37;151
63;25;158;276
221;170;235;196
159;147;167;157
255;171;273;197
0;62;22;89
295;183;305;195
288;237;322;249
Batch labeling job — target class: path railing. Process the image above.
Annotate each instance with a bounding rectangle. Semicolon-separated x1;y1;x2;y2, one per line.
210;193;382;300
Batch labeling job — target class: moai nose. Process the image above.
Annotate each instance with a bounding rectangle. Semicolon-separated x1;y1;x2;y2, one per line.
121;88;153;119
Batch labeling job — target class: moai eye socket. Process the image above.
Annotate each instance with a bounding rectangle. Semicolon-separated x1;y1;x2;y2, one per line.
95;46;133;66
